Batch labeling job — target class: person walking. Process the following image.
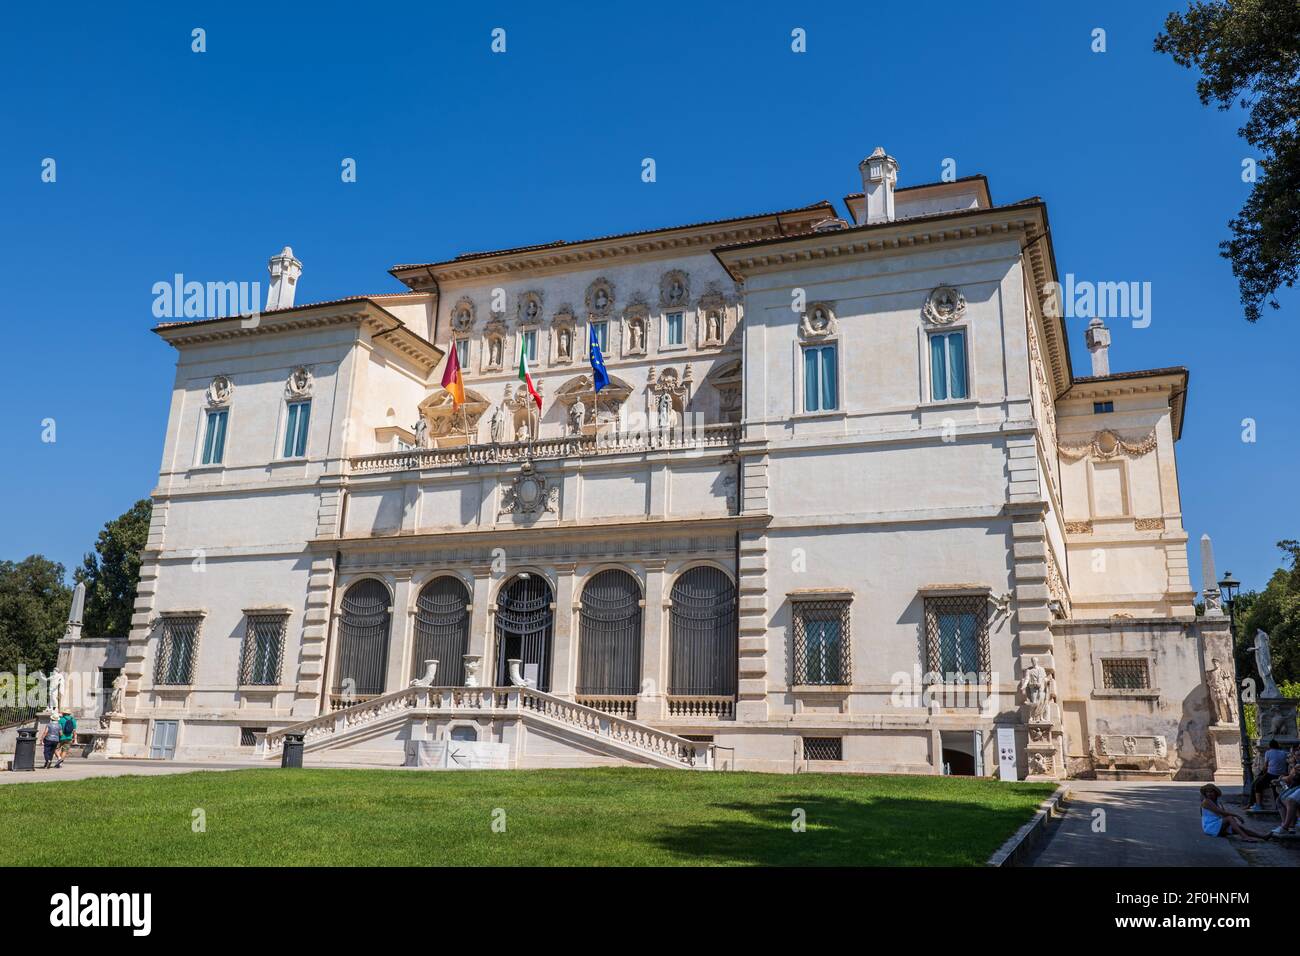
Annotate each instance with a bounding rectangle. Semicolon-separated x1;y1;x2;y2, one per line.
41;718;61;769
54;710;76;768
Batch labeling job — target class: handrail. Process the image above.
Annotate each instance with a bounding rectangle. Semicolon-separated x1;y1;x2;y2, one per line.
259;684;706;767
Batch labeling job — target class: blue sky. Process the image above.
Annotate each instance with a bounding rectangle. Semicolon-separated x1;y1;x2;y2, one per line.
0;1;1294;595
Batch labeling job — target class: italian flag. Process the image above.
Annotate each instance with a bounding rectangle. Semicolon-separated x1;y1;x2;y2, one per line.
518;351;542;410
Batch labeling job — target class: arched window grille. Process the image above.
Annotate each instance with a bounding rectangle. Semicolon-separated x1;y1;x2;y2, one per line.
578;570;643;695
669;566;737;696
413;576;471;685
334;579;392;698
494;575;554;691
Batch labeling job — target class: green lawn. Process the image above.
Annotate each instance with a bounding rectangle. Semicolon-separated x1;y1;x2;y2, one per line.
0;767;1056;866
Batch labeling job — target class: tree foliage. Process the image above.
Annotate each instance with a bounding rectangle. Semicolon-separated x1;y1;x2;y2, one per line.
0;556;71;678
1155;0;1300;321
1232;540;1300;689
75;498;152;637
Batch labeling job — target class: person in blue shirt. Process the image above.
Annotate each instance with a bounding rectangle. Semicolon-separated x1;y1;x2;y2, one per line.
1248;739;1290;811
1201;784;1267;841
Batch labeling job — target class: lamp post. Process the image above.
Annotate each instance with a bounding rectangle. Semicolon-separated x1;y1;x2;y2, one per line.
1219;572;1250;791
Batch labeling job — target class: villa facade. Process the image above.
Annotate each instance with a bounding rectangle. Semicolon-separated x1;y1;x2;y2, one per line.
67;148;1240;779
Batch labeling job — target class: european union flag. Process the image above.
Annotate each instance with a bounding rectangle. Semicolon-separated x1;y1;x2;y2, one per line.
589;323;609;393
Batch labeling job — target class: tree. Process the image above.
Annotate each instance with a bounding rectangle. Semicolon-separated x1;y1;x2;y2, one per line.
0;556;71;678
76;498;152;637
1233;540;1300;688
1155;1;1300;321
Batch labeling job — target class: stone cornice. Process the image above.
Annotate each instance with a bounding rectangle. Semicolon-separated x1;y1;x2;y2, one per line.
390;205;836;287
153;300;444;379
1059;369;1189;440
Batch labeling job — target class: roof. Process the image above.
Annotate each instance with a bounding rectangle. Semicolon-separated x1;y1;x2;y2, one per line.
152;294;443;378
388;201;837;279
152;291;430;331
1064;367;1190;439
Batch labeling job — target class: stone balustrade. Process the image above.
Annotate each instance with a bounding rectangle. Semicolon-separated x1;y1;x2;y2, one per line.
348;423;741;475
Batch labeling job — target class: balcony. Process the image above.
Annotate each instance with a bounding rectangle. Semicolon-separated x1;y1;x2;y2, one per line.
348;422;742;475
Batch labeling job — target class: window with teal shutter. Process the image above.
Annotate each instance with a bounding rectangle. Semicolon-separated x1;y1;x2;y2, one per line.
455;339;469;369
283;401;311;458
591;321;608;352
802;344;838;412
202;409;228;465
666;312;683;345
929;329;968;401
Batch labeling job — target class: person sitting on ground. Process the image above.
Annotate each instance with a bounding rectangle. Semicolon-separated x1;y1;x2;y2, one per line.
1249;739;1290;811
1201;784;1268;841
1270;764;1300;835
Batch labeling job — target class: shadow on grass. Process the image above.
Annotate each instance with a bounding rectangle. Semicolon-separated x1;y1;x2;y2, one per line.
652;793;1036;866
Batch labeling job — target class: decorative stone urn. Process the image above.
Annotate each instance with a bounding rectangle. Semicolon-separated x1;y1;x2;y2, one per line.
463;654;482;687
507;658;528;687
410;659;439;687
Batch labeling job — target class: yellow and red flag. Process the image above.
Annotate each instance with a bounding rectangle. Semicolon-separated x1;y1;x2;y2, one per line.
440;342;465;405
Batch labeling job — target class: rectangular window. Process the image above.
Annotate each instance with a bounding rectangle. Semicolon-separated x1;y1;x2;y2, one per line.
240;613;287;685
803;737;843;761
522;330;537;360
793;600;851;684
924;595;989;685
1093;401;1114;414
591;321;608;353
201;409;228;465
455;339;469;369
155;614;202;686
666;312;684;346
239;727;267;747
929;329;968;401
1102;659;1150;690
282;401;311;458
802;344;839;412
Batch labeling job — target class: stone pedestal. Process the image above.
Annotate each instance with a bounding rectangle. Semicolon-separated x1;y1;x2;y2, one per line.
1257;697;1298;740
88;713;123;760
1025;721;1061;780
1208;724;1243;783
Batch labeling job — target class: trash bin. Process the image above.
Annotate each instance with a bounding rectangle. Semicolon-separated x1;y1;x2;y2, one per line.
12;728;37;772
281;733;305;769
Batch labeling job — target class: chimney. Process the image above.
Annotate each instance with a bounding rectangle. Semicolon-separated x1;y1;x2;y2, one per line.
1084;316;1111;376
266;246;302;311
858;147;899;225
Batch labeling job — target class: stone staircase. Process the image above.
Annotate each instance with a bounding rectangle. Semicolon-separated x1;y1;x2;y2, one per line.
257;684;711;770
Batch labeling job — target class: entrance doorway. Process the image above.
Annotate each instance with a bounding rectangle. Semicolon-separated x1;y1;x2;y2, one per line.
494;575;554;691
150;720;178;759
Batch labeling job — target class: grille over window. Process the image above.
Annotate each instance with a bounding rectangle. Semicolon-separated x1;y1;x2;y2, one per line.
803;737;843;761
1102;658;1150;690
792;599;851;684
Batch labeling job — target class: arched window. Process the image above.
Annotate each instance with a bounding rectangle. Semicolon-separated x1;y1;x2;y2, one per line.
669;566;737;696
578;570;643;696
494;575;554;691
335;579;392;697
413;576;470;685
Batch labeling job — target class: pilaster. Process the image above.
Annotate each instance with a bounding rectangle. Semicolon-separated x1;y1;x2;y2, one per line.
639;560;668;720
735;530;769;721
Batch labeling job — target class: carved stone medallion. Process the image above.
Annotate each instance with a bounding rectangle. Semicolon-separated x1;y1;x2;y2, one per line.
499;460;559;516
923;286;966;326
207;375;234;407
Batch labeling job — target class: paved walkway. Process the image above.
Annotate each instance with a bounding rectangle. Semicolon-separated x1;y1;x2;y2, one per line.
1029;780;1299;867
0;759;255;785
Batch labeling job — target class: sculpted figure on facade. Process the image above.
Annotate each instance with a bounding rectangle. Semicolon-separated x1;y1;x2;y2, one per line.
489;405;503;444
569;399;586;436
1018;656;1053;723
1206;658;1236;725
109;672;127;714
413;416;430;449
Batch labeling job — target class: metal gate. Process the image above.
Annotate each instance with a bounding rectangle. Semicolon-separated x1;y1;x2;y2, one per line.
669;566;737;695
413;576;470;685
578;570;643;695
494;575;553;691
334;579;392;697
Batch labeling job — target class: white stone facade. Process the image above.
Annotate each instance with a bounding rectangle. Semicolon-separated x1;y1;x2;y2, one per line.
91;151;1236;779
